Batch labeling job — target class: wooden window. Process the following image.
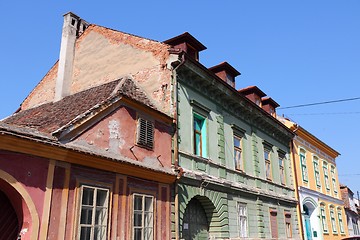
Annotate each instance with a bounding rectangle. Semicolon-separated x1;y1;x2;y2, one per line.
313;157;321;188
137;117;154;149
264;147;272;180
337;208;345;234
237;202;248;237
234;135;243;171
78;185;109;240
270;209;278;238
320;203;328;233
331;166;338;194
323;162;330;191
133;194;154;240
285;212;292;238
278;153;285;185
330;206;337;233
300;149;308;182
193;113;207;157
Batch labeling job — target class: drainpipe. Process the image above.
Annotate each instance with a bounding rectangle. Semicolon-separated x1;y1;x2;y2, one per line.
172;52;186;240
290;125;305;240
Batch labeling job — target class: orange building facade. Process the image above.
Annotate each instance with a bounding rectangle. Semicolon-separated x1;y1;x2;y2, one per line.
281;118;348;240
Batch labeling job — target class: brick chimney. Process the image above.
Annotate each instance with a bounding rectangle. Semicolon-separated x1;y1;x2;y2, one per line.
209;62;240;88
54;12;89;101
163;32;206;61
238;86;266;107
261;97;279;117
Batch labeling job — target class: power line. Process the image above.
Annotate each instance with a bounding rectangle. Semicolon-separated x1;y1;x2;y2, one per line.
285;111;360;116
278;97;360;110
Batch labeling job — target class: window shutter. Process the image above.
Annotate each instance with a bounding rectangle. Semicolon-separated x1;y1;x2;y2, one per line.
137;117;154;149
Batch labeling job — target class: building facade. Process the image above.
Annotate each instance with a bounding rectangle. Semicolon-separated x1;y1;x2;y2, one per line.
164;34;301;239
280;118;348;240
341;184;360;236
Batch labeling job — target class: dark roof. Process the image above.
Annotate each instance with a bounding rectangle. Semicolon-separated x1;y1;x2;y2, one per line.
238;85;266;97
208;61;241;77
163;32;207;51
3;78;156;134
261;97;280;108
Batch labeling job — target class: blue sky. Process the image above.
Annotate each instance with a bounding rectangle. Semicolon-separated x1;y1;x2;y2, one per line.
1;1;359;193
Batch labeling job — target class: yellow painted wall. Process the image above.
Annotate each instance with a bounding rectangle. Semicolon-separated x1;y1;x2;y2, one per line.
320;199;348;240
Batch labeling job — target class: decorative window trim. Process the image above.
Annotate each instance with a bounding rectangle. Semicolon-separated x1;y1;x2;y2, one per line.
337;207;345;234
136;116;154;150
231;124;246;135
323;161;330;191
75;183;112;240
233;134;243;171
190;99;210;116
320;203;329;233
299;148;308;183
264;146;272;181
278;151;286;185
313;156;321;188
331;165;338;195
237;202;248;238
193;112;207;158
329;205;338;234
284;211;292;238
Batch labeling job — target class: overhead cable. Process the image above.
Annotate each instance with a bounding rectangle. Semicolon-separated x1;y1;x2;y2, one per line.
278;97;360;110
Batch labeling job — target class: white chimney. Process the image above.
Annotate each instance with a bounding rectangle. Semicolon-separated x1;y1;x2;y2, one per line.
54;12;88;101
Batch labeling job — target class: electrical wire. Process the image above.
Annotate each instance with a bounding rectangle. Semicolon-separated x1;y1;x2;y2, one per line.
278;97;360;110
284;112;360;116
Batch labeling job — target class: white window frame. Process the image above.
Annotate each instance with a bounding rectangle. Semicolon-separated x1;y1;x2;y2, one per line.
320;203;328;233
234;134;243;171
278;152;286;185
237;202;248;238
313;156;321;188
300;149;308;182
77;185;110;240
323;162;330;191
330;206;338;233
132;193;154;240
337;208;345;234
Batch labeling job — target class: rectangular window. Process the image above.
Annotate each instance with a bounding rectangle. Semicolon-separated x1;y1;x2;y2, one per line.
353;219;359;235
323;163;330;191
78;185;109;240
270;209;278;238
234;135;243;171
193;113;207;157
320;205;328;233
279;154;285;185
330;207;337;233
133;194;154;240
264;148;272;180
313;159;321;187
338;209;345;234
237;203;248;238
331;166;337;194
285;212;292;238
300;150;308;182
137;117;154;149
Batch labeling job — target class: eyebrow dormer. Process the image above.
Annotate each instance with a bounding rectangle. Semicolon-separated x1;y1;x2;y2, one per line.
163;32;206;61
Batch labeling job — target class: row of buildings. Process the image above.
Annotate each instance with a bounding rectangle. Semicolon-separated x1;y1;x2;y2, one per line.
0;12;359;240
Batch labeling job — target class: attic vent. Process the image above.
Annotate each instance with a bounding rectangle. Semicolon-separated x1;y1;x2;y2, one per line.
137;117;154;149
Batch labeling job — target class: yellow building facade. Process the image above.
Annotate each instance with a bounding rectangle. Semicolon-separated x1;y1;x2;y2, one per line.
281;118;348;240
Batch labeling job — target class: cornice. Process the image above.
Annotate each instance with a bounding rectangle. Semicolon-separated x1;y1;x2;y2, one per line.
176;58;294;146
299;186;344;205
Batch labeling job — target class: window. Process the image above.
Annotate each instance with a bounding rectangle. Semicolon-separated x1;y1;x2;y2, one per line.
237;202;248;238
193;113;207;157
313;157;321;188
264;145;272;180
278;153;285;185
331;166;338;194
234;135;243;171
323;162;330;191
338;208;345;234
133;194;154;240
137;117;154;149
285;212;292;238
353;219;359;235
78;185;109;240
320;204;328;233
330;206;337;233
270;209;278;238
300;149;308;182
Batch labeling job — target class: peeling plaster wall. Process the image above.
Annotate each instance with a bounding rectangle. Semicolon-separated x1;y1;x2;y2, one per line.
73;105;172;168
20;26;173;114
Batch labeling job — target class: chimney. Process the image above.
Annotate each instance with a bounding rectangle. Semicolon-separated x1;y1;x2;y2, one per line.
163;32;206;61
238;86;266;107
209;62;240;88
54;12;89;101
261;97;279;117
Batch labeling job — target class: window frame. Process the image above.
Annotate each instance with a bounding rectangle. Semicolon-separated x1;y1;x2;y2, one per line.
236;202;248;238
278;151;286;185
323;162;330;191
136;116;155;150
193;113;207;158
284;211;292;238
132;193;155;240
76;184;111;240
299;149;308;182
337;208;345;234
320;203;329;233
313;156;321;188
264;143;272;181
331;165;338;195
330;206;338;234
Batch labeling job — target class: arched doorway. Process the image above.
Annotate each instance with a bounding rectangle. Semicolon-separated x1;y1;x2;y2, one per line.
0;190;20;240
182;198;209;240
303;205;313;240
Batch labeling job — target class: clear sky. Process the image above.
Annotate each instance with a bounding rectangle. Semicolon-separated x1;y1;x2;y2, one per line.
1;1;359;193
